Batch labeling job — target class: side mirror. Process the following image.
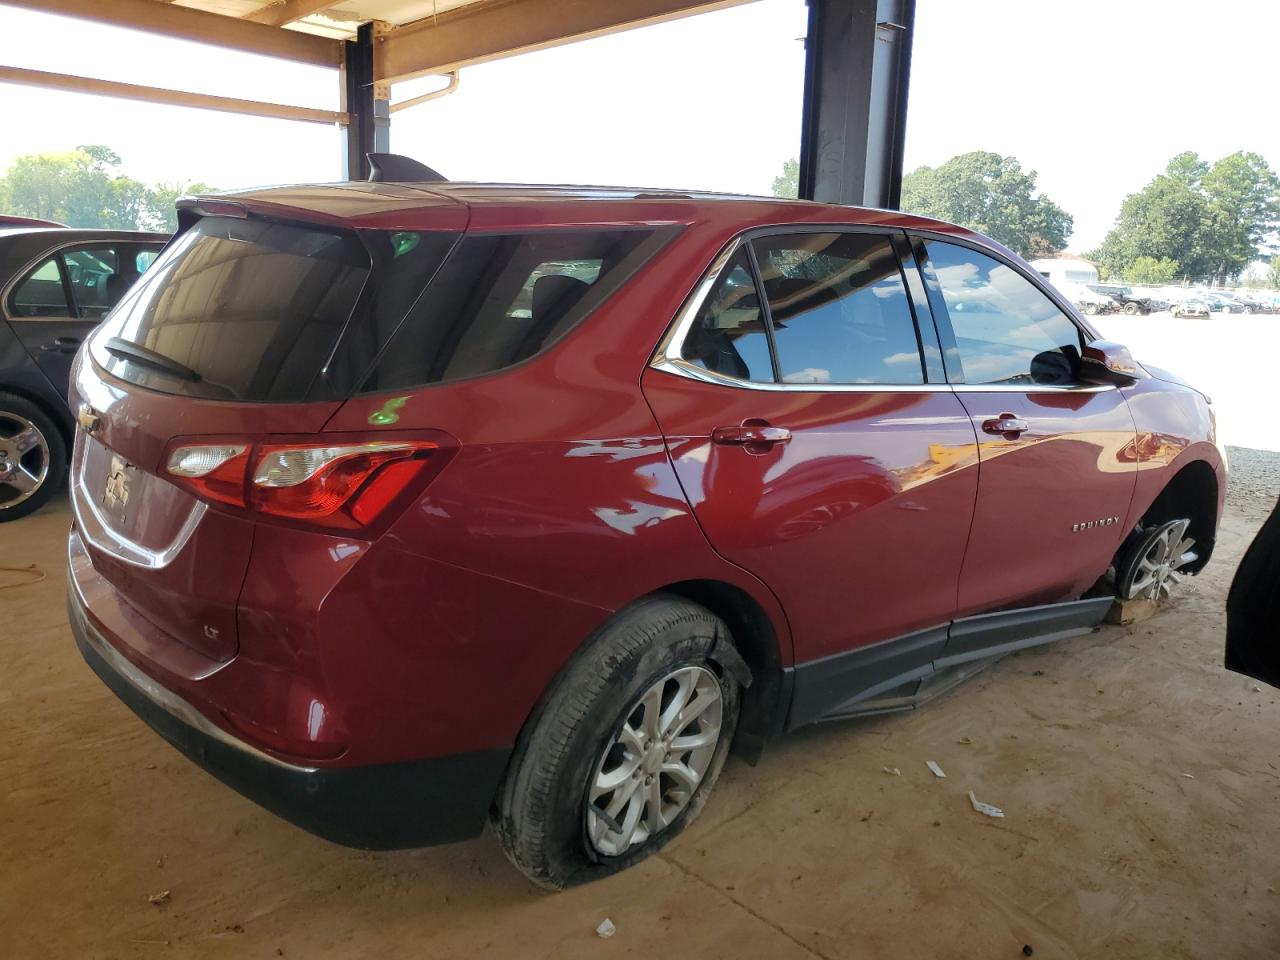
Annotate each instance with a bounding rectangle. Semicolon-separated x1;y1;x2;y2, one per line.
1080;340;1143;385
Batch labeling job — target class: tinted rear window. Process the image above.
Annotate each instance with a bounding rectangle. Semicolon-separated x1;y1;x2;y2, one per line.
92;218;455;402
359;227;675;393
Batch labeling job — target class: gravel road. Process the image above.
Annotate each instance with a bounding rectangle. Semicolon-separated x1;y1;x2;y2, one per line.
1225;445;1280;507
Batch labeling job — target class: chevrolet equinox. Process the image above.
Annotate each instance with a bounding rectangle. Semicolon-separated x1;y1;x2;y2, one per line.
67;161;1225;888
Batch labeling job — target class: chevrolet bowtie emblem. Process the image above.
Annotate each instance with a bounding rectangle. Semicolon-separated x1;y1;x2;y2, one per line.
77;404;101;433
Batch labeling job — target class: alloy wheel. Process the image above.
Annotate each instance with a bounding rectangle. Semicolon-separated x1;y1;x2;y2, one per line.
1123;519;1197;601
0;412;49;510
586;665;724;857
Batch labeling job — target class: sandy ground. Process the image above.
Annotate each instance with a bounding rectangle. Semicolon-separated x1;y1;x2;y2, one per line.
2;490;1278;959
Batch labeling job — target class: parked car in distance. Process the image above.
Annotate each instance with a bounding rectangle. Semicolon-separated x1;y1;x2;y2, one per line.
0;214;66;228
1088;283;1159;316
1171;297;1212;318
1200;292;1244;314
67;161;1226;888
1215;291;1268;314
1067;282;1117;315
1;226;167;519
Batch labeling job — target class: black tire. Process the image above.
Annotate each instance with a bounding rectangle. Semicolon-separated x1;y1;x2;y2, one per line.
1123;302;1140;315
0;392;67;522
497;594;742;889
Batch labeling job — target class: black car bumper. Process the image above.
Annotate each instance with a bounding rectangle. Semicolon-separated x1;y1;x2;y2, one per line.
70;592;511;850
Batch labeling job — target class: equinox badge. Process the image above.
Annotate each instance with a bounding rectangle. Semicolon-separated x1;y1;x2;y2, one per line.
1073;516;1120;532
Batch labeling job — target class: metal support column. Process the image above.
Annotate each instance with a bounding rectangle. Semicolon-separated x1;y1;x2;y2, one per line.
341;22;390;181
798;0;914;209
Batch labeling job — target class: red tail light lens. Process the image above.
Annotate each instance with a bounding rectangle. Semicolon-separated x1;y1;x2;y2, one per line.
162;437;439;532
250;441;433;527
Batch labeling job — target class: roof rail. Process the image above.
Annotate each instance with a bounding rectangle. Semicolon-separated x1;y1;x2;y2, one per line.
367;153;447;183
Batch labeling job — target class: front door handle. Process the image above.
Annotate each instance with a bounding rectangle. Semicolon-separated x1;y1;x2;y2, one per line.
42;336;82;354
712;419;792;451
982;413;1030;439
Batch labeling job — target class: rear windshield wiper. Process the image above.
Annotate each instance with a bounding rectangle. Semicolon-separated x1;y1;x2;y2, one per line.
104;337;201;382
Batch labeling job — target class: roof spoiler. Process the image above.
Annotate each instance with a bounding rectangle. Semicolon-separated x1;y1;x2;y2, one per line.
367;153;447;183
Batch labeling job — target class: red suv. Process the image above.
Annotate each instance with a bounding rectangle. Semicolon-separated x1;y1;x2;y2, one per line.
68;171;1225;887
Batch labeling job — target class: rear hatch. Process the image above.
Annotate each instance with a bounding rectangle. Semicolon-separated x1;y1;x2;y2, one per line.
71;188;464;662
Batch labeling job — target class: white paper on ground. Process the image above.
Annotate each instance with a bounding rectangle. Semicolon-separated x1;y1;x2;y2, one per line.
968;790;1004;818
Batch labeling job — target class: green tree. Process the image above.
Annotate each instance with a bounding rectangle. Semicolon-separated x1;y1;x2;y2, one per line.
146;181;217;232
1200;151;1280;281
1164;150;1209;188
1088;170;1206;278
1091;151;1279;283
0;146;214;232
771;157;799;199
1124;256;1181;284
1268;257;1280;290
900;151;1072;258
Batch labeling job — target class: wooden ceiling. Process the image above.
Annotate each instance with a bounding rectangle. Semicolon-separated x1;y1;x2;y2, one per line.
3;0;753;81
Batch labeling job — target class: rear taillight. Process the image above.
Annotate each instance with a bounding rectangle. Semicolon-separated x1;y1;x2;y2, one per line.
166;444;249;507
162;436;440;532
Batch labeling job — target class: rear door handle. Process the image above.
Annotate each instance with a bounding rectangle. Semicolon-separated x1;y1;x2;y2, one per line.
712;419;792;450
981;414;1030;439
42;336;82;354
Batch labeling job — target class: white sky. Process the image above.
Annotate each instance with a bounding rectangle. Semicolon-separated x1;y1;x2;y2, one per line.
0;0;1276;251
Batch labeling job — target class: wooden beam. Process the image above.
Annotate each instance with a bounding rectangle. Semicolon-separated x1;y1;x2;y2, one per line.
0;0;341;68
242;0;343;28
0;64;347;125
378;0;754;82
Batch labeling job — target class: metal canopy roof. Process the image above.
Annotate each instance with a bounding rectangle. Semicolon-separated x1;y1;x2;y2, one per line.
1;0;752;82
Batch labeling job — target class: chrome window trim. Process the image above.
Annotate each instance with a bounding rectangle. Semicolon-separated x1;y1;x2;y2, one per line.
950;382;1116;394
650;356;955;393
648;234;1117;396
651;237;743;371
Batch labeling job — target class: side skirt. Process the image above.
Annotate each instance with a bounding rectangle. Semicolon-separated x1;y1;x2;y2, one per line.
784;596;1112;731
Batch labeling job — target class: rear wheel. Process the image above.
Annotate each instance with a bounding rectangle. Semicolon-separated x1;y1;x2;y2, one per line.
0;393;66;522
497;595;741;889
1116;518;1198;601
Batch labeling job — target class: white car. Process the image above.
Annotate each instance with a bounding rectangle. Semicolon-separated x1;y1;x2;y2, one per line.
1171;298;1211;318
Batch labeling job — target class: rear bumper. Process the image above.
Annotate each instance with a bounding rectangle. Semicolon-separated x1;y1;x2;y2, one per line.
69;581;511;850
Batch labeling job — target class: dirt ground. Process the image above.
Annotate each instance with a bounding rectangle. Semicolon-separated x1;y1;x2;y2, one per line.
2;493;1278;960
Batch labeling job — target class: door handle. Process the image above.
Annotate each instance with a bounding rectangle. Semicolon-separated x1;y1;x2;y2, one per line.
981;413;1030;439
712;419;792;450
42;336;82;354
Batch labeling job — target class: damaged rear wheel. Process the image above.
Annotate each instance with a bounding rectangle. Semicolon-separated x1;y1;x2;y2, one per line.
496;595;742;889
1116;518;1198;601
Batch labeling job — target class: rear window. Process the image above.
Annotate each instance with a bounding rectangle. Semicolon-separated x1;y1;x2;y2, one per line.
92;217;454;402
359;227;675;394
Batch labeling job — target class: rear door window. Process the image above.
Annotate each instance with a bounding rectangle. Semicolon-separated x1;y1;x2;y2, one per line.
64;246;121;319
360;228;674;393
9;257;71;317
751;232;924;385
679;248;775;382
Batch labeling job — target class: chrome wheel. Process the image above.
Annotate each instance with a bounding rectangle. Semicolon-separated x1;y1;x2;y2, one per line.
1123;519;1197;601
0;412;49;510
586;665;724;857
